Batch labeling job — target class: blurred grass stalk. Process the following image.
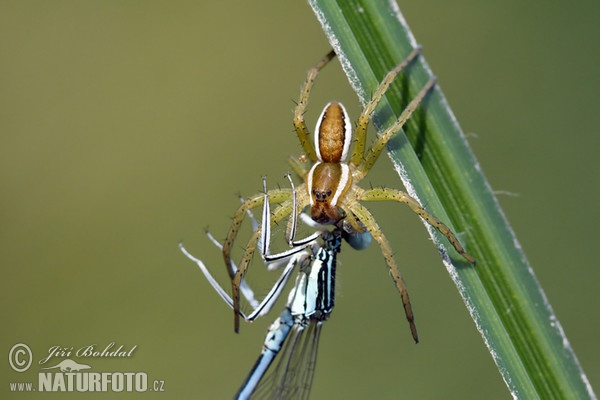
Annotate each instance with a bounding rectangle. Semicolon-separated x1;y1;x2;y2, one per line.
308;0;595;398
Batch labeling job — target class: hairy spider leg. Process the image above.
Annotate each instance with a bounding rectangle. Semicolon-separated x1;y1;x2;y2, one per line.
229;196;295;332
181;179;323;325
358;187;476;264
293;50;336;163
350;46;422;167
179;242;300;322
286;155;310;184
229;180;318;332
222;189;292;280
345;199;419;342
262;176;319;261
356;77;437;180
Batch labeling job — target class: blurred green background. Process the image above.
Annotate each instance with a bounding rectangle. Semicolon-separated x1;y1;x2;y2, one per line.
1;1;598;399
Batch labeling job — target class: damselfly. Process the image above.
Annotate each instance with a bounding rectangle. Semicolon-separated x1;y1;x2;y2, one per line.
235;228;341;399
180;176;349;398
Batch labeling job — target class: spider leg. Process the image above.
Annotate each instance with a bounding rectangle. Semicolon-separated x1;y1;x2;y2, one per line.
350;47;422;166
260;177;316;263
337;209;373;251
356;78;437;180
204;229;260;309
284;178;319;248
222;188;292;280
238;193;261;232
179;241;300;321
231;197;296;332
180;183;314;322
294;50;336;163
345;200;419;343
358;187;476;264
287;155;310;179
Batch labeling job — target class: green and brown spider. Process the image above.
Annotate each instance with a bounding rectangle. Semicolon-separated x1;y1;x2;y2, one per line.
223;47;475;343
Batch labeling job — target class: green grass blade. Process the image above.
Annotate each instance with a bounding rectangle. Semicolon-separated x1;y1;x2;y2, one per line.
308;0;595;398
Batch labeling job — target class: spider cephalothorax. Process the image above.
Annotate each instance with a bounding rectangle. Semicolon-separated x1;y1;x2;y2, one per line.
222;48;476;342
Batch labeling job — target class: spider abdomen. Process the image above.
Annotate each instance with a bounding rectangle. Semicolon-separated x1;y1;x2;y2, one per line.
315;102;352;163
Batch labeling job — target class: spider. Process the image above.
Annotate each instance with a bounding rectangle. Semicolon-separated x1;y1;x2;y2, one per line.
222;47;476;343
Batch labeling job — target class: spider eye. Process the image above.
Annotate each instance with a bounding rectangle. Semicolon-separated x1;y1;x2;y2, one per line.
312;189;332;203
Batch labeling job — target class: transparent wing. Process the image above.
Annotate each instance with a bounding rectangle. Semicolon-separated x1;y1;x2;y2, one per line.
252;320;323;400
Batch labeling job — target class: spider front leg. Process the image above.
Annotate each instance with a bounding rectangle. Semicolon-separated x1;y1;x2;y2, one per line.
356;77;437;180
294;49;336;163
180;179;316;324
222;188;292;280
345;199;419;343
350;46;422;167
357;187;476;264
287;155;310;180
261;176;318;262
230;189;314;332
229;198;291;332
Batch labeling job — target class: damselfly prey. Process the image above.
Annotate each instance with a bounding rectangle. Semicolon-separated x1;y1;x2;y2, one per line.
180;177;346;398
236;228;340;399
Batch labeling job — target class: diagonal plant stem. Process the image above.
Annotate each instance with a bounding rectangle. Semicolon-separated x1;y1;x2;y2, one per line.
308;0;596;399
